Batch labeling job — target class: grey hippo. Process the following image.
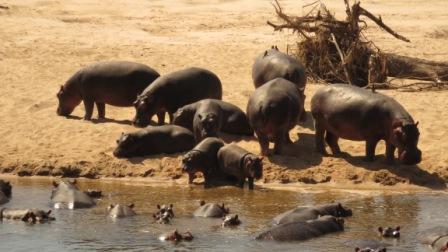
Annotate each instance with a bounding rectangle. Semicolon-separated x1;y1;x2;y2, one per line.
51;180;95;209
311;84;421;165
193;201;229;218
418;226;448;252
133;67;222;127
107;204;136;218
113;125;195;158
247;78;305;155
0;208;55;224
272;203;353;225
173;99;253;139
56;61;159;120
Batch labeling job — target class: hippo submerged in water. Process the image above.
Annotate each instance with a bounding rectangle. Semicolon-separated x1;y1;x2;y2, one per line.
0;208;55;224
107;204;136;218
221;214;241;227
173;99;253;140
247;78;305;155
311;84;422;165
56;61;159;120
418;226;448;252
256;215;344;241
51;180;95;209
160;230;194;242
193;201;229;218
133;67;222;127
272;203;353;225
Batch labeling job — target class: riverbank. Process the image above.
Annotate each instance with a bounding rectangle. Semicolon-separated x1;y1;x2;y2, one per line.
1;0;447;189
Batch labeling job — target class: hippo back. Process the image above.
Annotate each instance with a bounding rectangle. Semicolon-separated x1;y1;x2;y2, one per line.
51;181;95;209
108;204;136;218
193;203;226;218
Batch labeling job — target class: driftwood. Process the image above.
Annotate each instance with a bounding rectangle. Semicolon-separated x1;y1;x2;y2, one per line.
268;0;448;89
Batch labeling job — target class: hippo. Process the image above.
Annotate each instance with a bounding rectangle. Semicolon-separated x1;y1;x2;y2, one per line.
173;99;253;137
346;240;388;252
222;214;241;227
246;78;304;155
311;84;422;165
193;201;229;218
0;179;12;197
272;203;353;225
0;191;9;205
217;144;263;190
56;61;160;120
107;204;136;218
256;215;344;241
160;230;194;242
181;137;225;185
113;125;195;158
51;180;95;209
418;226;448;252
133;67;222;127
378;226;400;238
153;204;174;224
0;208;55;223
84;189;102;198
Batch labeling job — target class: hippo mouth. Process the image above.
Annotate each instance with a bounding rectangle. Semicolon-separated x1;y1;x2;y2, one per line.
398;148;422;165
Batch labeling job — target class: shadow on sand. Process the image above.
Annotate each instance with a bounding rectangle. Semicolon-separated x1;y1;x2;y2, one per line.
65;115;133;126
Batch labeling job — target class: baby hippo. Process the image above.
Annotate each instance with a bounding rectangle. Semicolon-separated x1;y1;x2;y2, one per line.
181;137;225;185
107;204;136;218
193;200;229;218
217;144;263;190
378;226;400;238
222;214;241;227
153;204;174;224
1;209;55;224
160;230;193;242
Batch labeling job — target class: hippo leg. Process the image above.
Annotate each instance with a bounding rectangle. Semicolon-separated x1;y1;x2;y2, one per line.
365;139;379;162
314;119;328;155
385;141;396;164
256;132;270;156
248;177;254;190
157;111;166;125
96;102;105;119
325;132;341;155
273;131;284;155
83;99;94;120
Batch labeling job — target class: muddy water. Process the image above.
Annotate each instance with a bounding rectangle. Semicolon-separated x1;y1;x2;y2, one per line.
0;177;447;251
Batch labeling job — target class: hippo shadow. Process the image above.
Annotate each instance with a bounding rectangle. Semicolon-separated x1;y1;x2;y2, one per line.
267;132;323;170
342;153;446;189
65;115;133;126
297;111;315;131
219;133;257;143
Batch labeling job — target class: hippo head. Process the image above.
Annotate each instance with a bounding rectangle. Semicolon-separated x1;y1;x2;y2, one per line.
378;226;400;238
390;121;421;165
56;85;81;116
355;248;387;252
133;96;157;127
113;133;139;158
334;203;353;217
107;203;134;212
22;210;55;224
153;204;174;224
197;113;220;138
243;155;263;180
0;180;12;197
221;214;241;227
162;230;193;242
181;151;204;174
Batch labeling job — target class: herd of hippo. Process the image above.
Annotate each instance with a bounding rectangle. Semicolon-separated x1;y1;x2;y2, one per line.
1;179;447;251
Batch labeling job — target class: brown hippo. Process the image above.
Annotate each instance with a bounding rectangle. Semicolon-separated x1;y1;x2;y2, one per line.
272;203;353;225
192;99;223;142
56;61;159;120
221;214;241;227
133;67;222;127
113;125;195;158
107;204;136;218
217;144;263;190
255;215;344;241
51;180;95;209
181;137;225;185
0;208;55;224
193;201;229;218
0;179;11;197
152;204;174;224
311;84;422;165
418;226;448;252
378;226;400;238
247;78;304;155
160;230;193;242
173;99;253;137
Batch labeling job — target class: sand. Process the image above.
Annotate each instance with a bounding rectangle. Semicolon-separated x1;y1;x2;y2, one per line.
0;0;447;189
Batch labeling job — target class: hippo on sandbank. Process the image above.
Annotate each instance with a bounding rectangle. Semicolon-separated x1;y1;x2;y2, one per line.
56;61;160;120
311;84;422;165
193;200;229;218
51;180;95;209
107;204;136;218
272;203;353;225
133;67;222;127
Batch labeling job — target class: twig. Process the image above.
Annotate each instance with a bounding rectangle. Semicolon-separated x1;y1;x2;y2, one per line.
330;33;352;85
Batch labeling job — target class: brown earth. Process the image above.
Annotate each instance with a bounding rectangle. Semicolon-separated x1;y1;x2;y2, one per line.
0;0;447;190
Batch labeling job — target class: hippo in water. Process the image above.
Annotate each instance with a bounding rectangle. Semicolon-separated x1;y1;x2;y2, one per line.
0;191;9;205
418;226;448;252
0;179;12;197
346;239;389;252
173;99;253;137
256;215;344;241
217;144;263;190
107;204;136;218
51;180;95;209
378;226;400;238
247;78;304;155
181;137;225;185
311;84;422;165
113;125;195;158
272;203;353;225
222;214;241;227
160;230;194;242
153;204;174;224
83;189;102;198
0;208;55;224
133;67;222;127
193;201;229;218
56;61;159;120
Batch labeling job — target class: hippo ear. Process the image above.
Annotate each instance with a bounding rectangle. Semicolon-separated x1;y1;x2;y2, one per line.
235;214;238;220
169;204;173;208
275;45;278;50
378;227;383;232
60;85;64;92
157;204;161;209
198;114;202;120
128;203;135;209
263;50;268;57
200;200;205;206
47;210;52;215
396;226;400;231
52;181;58;187
355;248;360;252
415;121;419;126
